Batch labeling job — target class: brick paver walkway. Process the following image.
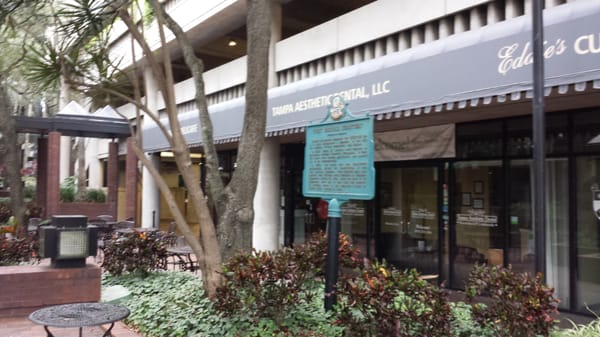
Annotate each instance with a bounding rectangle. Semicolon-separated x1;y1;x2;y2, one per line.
1;315;142;337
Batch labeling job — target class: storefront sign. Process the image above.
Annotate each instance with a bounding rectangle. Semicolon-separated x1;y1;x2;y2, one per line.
303;97;375;201
456;213;498;227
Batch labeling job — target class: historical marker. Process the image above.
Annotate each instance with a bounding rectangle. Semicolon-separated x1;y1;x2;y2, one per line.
302;95;374;310
303;96;375;201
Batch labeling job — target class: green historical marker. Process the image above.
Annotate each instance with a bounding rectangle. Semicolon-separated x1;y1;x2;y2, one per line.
302;95;374;310
303;96;375;201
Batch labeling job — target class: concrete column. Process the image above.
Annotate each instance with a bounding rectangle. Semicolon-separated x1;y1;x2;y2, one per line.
253;1;282;250
141;66;161;228
59;137;71;184
107;141;119;217
269;0;281;87
58;76;71;185
125;138;139;221
141;153;160;228
253;138;281;251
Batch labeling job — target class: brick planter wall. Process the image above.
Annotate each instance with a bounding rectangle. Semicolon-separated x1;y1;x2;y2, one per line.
0;264;101;317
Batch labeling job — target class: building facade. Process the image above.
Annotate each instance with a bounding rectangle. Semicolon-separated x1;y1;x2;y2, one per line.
110;0;600;314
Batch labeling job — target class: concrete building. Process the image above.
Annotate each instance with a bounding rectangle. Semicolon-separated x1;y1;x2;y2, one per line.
106;0;600;314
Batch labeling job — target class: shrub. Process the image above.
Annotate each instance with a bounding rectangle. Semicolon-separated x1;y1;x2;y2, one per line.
23;184;36;200
551;313;600;337
450;301;495;337
214;232;359;336
60;186;75;202
0;203;11;223
101;231;168;276
0;236;39;266
335;260;452;337
59;176;76;202
25;202;43;219
465;264;559;337
85;188;106;202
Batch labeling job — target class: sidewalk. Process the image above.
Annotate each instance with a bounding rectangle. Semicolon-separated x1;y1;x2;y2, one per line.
1;316;142;337
1;257;144;337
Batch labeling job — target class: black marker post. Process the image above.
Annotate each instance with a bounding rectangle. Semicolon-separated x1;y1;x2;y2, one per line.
324;198;345;310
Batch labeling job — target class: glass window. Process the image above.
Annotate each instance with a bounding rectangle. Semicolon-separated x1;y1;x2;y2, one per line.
575;155;600;313
545;158;570;309
456;121;503;158
342;200;373;259
506;114;568;157
508;159;535;275
574;110;600;154
378;167;439;275
452;160;503;289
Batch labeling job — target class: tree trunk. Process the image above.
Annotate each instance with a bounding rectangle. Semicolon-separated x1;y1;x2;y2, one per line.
216;0;272;260
0;77;25;233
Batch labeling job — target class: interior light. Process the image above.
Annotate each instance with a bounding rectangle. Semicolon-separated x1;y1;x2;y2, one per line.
160;151;203;159
228;38;237;47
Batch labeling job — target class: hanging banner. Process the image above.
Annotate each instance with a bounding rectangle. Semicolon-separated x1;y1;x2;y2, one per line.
374;124;455;161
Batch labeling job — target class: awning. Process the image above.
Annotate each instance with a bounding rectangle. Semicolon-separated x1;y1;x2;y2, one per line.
16;101;130;139
142;0;600;152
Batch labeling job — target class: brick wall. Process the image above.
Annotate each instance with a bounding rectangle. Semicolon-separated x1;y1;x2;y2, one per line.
58;202;113;220
0;265;101;317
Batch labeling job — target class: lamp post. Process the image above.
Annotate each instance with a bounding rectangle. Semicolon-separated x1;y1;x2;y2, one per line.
532;0;546;279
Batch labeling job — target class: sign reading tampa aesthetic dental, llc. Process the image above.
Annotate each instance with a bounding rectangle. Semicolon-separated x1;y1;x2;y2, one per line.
302;96;375;201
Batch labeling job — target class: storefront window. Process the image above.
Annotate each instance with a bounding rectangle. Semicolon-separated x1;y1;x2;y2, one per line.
456;121;502;159
574;109;600;154
342;200;372;259
508;159;535;275
545;158;570;309
575;155;600;313
506;114;568;157
379;167;439;275
452;160;503;289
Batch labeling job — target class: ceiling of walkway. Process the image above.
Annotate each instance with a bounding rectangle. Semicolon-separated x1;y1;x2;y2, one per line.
170;0;376;82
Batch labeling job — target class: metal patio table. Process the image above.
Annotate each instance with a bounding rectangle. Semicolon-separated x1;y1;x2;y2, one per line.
29;302;130;337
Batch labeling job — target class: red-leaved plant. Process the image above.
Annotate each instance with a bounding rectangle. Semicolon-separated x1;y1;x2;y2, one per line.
465;264;559;337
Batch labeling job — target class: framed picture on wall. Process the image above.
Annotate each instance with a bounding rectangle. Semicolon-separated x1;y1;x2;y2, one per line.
474;180;484;194
473;198;484;209
380;183;393;207
461;192;471;206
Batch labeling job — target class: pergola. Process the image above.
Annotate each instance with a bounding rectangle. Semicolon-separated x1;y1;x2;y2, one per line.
13;102;138;221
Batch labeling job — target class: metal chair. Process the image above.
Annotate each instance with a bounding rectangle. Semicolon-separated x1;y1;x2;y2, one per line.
27;217;42;233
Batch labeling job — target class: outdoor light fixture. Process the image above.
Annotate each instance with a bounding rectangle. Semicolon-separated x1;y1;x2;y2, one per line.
39;215;98;268
227;38;237;47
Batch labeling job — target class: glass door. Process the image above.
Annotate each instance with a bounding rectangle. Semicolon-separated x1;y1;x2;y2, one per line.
451;160;503;289
378;166;440;275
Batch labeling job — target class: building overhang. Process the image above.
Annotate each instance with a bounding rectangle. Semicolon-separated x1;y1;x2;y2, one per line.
15;115;131;139
142;0;600;152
